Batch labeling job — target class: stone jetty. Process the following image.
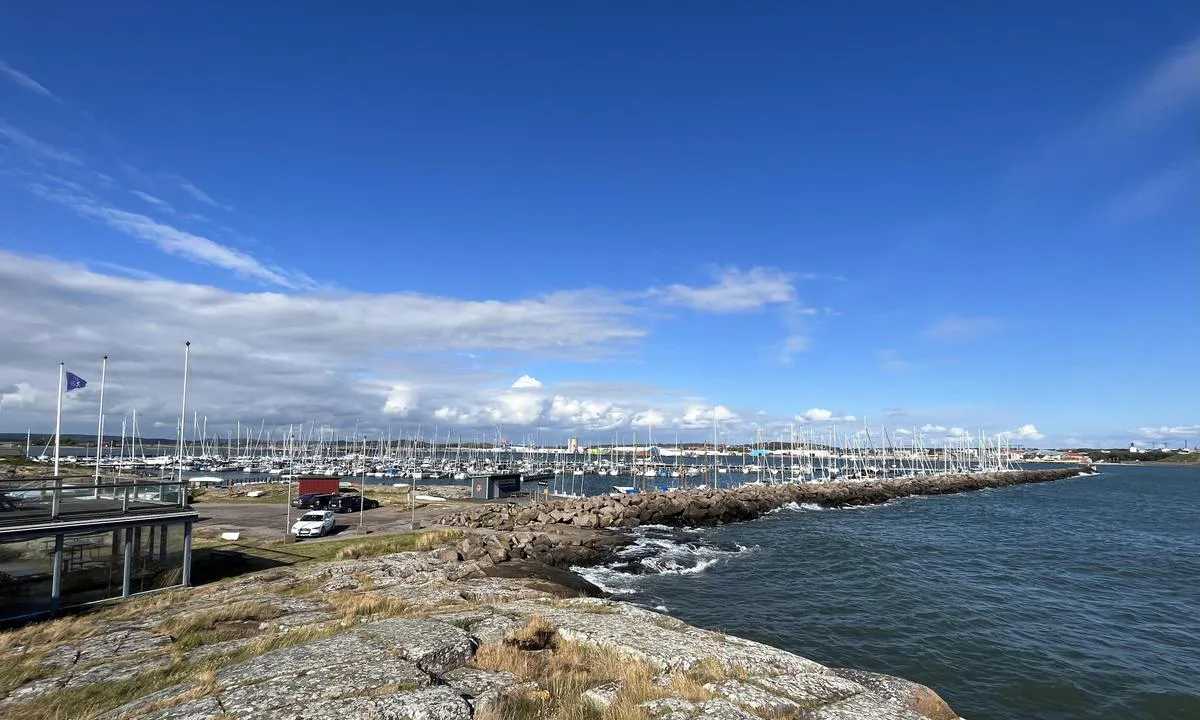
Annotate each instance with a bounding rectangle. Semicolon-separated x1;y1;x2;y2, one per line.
438;468;1090;532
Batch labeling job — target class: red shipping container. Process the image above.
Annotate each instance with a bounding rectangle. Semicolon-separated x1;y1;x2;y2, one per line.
297;477;341;496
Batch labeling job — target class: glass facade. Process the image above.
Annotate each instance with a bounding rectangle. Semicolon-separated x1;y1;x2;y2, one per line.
0;537;55;619
0;521;190;621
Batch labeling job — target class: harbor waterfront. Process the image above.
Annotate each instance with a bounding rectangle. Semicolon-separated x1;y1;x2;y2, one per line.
573;465;1200;720
0;465;1108;720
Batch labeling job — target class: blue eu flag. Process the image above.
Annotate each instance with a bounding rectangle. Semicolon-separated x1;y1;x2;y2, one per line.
65;371;87;392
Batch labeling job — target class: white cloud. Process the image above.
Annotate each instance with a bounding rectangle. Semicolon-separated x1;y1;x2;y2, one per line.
173;177;224;208
1108;159;1198;222
0;382;37;408
795;408;856;424
0;120;80;165
0;59;59;101
657;267;795;313
675;405;738;429
1109;32;1200;132
1135;425;1200;441
998;423;1046;442
511;375;543;389
31;183;309;288
382;385;418;417
631;409;666;428
923;316;1004;342
0;250;653;436
799;408;833;423
781;334;811;361
130;190;174;212
920;424;947;434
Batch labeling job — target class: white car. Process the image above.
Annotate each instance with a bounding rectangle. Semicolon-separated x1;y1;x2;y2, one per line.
291;510;335;539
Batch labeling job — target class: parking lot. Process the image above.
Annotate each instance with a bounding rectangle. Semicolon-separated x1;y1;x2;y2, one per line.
194;499;470;544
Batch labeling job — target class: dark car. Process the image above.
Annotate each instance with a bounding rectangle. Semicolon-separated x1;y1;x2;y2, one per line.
329;495;380;513
291;492;335;510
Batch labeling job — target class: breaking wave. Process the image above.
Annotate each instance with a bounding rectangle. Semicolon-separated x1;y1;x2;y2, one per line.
572;524;752;597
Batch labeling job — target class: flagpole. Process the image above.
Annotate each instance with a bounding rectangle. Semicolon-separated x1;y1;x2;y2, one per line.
53;363;64;476
177;342;190;485
94;355;108;495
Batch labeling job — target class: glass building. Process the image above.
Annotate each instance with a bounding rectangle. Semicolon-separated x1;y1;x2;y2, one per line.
0;474;198;621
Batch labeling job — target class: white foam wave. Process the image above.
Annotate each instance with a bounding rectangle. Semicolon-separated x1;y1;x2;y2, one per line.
640;555;721;575
570;565;639;595
770;501;827;513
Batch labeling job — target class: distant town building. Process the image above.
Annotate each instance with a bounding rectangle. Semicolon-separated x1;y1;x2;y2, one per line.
567;437;579;453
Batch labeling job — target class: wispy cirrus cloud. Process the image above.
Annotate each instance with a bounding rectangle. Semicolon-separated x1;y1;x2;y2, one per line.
0;59;60;102
1104;32;1200;134
167;174;227;210
0;120;80;165
922;315;1005;342
657;266;796;313
1107;158;1199;222
30;181;310;289
130;189;175;212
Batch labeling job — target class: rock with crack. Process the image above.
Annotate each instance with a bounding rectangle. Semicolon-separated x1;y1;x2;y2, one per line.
498;599;827;676
750;672;866;707
40;628;172;668
442;667;518;715
802;691;932;720
582;680;623;709
703;679;801;715
833;668;961;720
431;609;524;647
640;697;760;719
280;685;474;719
356;618;473;675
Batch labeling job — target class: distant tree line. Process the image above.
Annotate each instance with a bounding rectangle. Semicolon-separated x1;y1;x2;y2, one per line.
1078;449;1175;462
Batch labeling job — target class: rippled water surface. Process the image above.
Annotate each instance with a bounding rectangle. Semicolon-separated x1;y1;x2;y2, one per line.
580;466;1200;720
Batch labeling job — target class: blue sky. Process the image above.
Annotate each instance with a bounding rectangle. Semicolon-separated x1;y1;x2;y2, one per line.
0;2;1197;448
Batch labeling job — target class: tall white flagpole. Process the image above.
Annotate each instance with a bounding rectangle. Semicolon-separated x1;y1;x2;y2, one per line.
53;362;64;476
94;355;108;491
177;342;190;484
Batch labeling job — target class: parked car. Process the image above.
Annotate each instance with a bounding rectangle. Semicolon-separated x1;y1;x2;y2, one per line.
291;510;335;539
329;495;380;513
292;492;336;510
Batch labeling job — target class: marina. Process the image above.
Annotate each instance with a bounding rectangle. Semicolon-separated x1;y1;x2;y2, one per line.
23;418;1041;498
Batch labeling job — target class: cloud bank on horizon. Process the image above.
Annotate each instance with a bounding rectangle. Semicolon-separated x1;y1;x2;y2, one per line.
0;6;1195;448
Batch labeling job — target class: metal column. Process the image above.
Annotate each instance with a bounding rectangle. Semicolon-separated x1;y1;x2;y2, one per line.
181;521;193;587
50;534;64;612
122;527;133;597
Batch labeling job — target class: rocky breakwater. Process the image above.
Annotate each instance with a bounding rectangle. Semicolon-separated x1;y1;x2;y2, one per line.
438;468;1089;532
0;541;967;720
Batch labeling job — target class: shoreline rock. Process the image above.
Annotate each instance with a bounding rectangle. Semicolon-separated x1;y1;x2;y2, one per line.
1;545;967;720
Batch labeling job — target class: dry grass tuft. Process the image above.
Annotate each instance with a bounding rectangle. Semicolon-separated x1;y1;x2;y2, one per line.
0;613;97;655
687;656;747;684
506;615;557;650
157;601;283;650
323;592;410;622
0;654;48;695
97;588;191;622
332;530;462;560
472;621;711;720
